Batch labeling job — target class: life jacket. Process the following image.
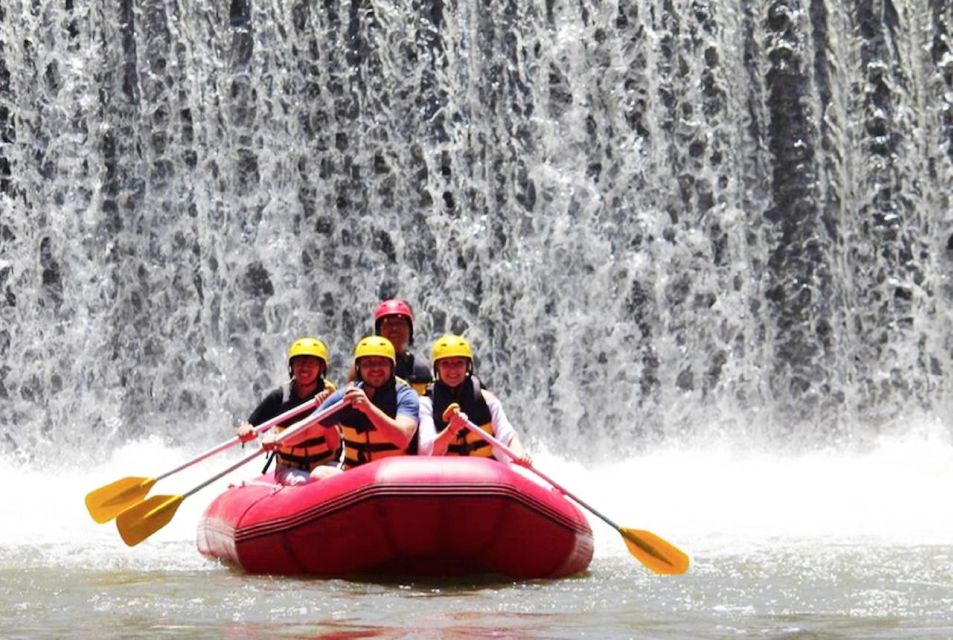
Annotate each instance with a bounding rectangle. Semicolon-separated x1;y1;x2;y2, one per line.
339;377;417;469
396;352;433;396
428;376;495;457
274;379;340;470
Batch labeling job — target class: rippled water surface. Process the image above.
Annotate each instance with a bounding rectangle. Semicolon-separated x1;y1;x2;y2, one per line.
4;545;952;639
3;439;952;639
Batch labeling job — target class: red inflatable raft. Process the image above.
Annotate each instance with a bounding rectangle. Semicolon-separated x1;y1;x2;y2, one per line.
196;456;593;578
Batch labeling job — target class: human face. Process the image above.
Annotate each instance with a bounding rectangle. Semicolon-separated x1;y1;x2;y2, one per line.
290;355;323;386
358;356;393;388
378;315;411;353
436;357;469;388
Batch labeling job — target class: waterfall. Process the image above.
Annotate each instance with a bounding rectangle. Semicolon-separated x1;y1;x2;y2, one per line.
1;0;952;464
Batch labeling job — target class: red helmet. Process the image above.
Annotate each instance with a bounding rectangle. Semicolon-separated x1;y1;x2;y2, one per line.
374;299;414;324
373;299;415;345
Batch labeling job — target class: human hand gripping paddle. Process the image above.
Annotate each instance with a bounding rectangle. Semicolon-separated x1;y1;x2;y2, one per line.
113;398;349;547
84;398;323;524
442;403;690;575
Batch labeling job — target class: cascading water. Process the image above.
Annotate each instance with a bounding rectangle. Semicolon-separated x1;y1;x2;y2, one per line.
3;3;953;638
5;0;950;462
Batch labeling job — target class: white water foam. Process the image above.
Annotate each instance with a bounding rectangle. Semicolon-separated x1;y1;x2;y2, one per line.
533;418;953;559
3;419;950;571
0;438;257;571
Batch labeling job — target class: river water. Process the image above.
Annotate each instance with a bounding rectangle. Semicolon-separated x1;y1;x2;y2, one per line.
3;0;953;637
3;426;952;639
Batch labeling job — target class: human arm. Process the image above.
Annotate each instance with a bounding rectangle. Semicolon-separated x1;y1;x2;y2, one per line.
431;402;469;456
416;396;436;455
263;389;345;451
235;389;283;441
261;422;341;454
432;420;468;455
503;434;532;466
345;384;419;450
483;391;532;466
313;387;333;406
236;422;256;441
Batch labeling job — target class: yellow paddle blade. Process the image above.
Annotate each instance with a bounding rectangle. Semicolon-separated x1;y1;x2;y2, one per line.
620;528;690;575
85;477;157;524
115;494;185;547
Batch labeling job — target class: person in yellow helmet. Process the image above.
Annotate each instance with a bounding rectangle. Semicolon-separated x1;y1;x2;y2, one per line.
300;336;421;475
235;337;340;485
419;334;532;465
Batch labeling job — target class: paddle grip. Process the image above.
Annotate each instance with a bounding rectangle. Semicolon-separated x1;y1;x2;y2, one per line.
441;402;521;460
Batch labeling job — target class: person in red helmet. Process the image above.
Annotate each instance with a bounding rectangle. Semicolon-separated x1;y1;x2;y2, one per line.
357;299;433;395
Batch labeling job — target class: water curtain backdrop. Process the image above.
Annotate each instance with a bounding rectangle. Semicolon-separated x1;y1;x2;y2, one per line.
1;0;952;464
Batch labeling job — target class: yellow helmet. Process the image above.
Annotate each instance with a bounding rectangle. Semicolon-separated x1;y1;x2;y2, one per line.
431;334;474;365
287;337;329;369
354;336;396;364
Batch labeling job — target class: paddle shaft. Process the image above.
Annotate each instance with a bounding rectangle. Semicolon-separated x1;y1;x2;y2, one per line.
442;404;689;575
446;410;624;532
153;397;319;482
114;399;350;547
181;447;265;498
181;397;348;498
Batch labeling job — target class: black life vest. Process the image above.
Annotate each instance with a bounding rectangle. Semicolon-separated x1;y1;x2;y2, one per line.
429;376;495;457
396;352;433;395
